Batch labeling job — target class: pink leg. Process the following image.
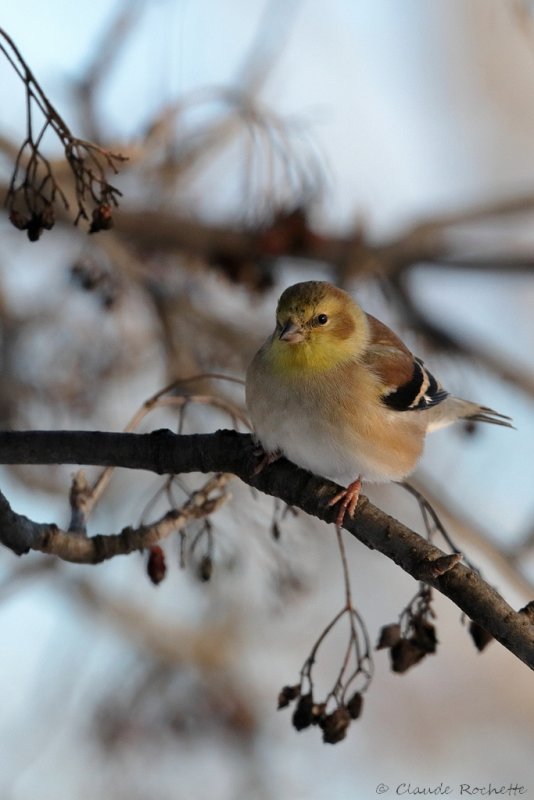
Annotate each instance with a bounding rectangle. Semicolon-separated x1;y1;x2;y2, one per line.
327;477;362;527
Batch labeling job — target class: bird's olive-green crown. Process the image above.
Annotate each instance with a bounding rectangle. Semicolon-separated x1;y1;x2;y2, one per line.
276;281;348;321
276;281;365;336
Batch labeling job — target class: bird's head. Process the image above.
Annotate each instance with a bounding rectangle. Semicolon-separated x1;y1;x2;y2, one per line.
269;281;368;372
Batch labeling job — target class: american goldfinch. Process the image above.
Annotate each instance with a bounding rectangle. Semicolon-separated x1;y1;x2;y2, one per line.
246;281;512;525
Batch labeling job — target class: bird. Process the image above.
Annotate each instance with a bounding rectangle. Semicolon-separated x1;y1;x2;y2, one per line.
245;280;513;526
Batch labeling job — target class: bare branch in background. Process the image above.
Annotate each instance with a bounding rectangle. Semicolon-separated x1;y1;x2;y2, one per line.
74;0;146;142
0;27;127;238
279;524;373;744
0;467;229;564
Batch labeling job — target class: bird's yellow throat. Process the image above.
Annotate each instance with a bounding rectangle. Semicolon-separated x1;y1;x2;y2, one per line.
268;335;355;374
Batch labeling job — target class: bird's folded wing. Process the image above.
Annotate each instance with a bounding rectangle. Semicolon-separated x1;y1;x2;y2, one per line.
364;314;449;412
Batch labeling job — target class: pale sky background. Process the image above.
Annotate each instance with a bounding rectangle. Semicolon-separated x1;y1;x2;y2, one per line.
0;2;533;799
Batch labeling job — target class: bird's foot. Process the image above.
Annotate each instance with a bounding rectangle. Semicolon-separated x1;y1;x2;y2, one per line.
327;477;362;527
252;445;282;475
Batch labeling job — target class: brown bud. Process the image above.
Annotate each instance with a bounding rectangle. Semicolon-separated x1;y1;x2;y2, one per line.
376;623;402;650
277;684;300;709
292;693;314;731
390;638;426;674
346;691;363;720
419;552;461;579
321;707;351;744
468;620;493;652
147;545;166;585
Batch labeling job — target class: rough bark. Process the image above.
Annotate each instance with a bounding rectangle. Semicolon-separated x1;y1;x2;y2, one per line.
0;428;532;669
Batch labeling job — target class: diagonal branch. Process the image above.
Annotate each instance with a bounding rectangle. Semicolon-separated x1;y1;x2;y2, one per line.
0;428;532;669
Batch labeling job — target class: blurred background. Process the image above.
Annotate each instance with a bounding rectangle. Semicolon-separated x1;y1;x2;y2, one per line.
0;1;533;798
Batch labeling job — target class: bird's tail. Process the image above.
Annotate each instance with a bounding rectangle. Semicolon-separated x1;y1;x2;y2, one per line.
462;404;514;428
426;397;514;431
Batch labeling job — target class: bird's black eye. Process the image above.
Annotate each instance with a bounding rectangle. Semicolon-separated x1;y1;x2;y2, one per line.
316;313;328;325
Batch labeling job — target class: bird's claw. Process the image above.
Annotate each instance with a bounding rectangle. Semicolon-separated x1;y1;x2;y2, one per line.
327;478;362;527
252;446;282;475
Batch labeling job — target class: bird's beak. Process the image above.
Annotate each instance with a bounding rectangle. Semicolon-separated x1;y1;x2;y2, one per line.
279;319;305;343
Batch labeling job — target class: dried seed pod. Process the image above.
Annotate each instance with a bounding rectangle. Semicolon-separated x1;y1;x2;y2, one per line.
411;618;438;654
147;545;166;585
292;693;314;731
346;691;363;720
277;684;300;709
311;702;327;726
26;212;43;242
41;205;55;230
390;638;426;674
376;623;402;650
197;554;213;582
9;209;29;230
89;203;114;233
321;707;351;744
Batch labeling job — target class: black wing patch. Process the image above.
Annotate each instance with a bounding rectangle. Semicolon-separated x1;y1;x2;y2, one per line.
382;358;449;412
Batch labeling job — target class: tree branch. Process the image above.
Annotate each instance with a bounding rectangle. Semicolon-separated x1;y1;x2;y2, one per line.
0;428;532;669
0;469;229;563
